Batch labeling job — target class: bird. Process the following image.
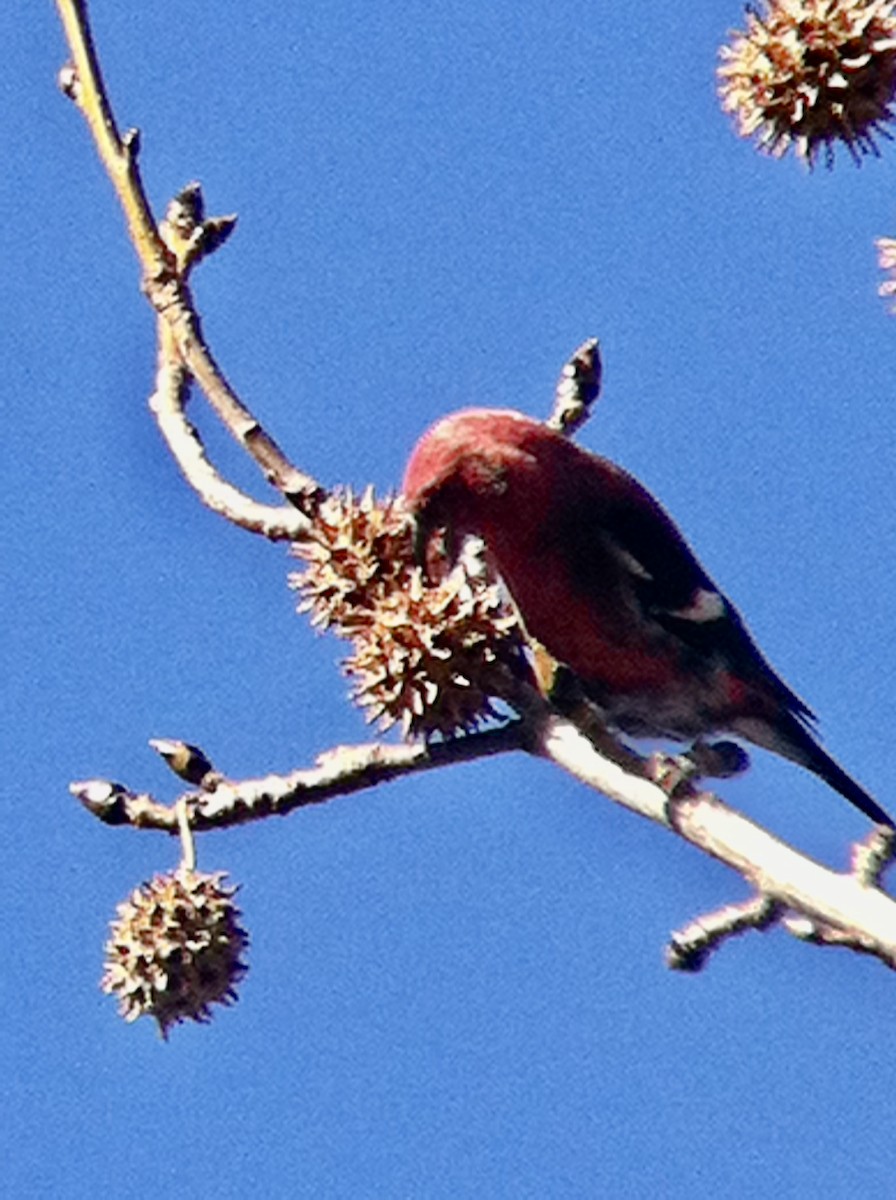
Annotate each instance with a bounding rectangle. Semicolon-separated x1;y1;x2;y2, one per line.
402;407;892;826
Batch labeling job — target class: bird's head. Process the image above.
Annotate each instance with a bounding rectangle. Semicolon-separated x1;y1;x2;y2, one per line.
402;408;537;578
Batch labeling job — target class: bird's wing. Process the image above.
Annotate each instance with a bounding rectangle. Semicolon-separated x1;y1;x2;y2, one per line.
559;460;815;724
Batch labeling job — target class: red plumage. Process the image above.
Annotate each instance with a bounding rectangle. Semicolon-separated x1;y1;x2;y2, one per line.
403;408;892;826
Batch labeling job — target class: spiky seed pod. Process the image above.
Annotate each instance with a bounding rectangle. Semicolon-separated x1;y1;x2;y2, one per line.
718;0;896;167
290;488;526;736
101;869;249;1038
291;487;413;633
877;233;896;305
347;566;524;736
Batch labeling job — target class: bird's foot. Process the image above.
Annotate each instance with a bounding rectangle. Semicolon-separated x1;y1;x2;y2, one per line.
687;738;750;780
647;739;750;798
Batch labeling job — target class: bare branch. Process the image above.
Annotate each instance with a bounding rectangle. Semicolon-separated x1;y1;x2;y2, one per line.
71;723;527;834
55;1;169;285
522;707;896;969
666;895;783;972
55;0;324;516
72;690;896;971
148;340;309;540
669;790;896;968
665;821;896;971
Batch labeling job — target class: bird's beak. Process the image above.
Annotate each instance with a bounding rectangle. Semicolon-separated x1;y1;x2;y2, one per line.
410;498;454;582
411;511;430;569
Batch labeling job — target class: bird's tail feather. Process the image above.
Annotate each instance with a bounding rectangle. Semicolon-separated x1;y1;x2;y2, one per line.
731;714;893;827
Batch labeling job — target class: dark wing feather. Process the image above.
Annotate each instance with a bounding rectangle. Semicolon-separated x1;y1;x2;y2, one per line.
558;457;815;724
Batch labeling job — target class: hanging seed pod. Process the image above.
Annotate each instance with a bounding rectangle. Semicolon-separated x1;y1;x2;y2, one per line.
101;868;249;1038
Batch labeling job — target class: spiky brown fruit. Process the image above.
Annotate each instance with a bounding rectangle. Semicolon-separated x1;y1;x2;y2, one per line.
718;0;896;167
101;869;249;1038
346;564;523;736
291;487;413;635
290;488;527;736
877;232;896;304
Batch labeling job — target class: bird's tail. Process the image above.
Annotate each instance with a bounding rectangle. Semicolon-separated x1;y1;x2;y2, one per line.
731;713;894;828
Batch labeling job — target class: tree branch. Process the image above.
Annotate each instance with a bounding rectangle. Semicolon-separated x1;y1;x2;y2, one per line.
55;0;323;515
71;691;896;972
71;722;527;832
56;1;896;976
666;895;783;972
148;334;309;540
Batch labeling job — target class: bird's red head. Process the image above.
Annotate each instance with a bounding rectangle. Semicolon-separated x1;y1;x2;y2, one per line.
402;409;543;503
402;408;560;572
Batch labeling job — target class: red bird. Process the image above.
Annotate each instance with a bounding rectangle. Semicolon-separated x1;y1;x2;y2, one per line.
403;408;892;826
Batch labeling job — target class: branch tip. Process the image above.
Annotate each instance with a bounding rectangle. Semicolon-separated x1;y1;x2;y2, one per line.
547;338;603;435
852;824;896;887
57;0;316;509
666;895;782;972
149;738;221;790
70;778;135;826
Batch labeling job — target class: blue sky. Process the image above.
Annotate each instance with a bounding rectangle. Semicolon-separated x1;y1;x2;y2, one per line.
5;2;896;1196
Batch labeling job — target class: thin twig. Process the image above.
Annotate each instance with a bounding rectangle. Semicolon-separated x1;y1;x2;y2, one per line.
148;341;310;540
176;798;196;872
71;723;527;833
666;895;783;971
55;0;324;514
56;0;170;283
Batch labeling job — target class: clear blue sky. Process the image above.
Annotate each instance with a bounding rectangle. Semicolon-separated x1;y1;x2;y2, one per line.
5;2;896;1196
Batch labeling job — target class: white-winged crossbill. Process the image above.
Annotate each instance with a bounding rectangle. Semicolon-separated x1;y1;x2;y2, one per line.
403;408;892;826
